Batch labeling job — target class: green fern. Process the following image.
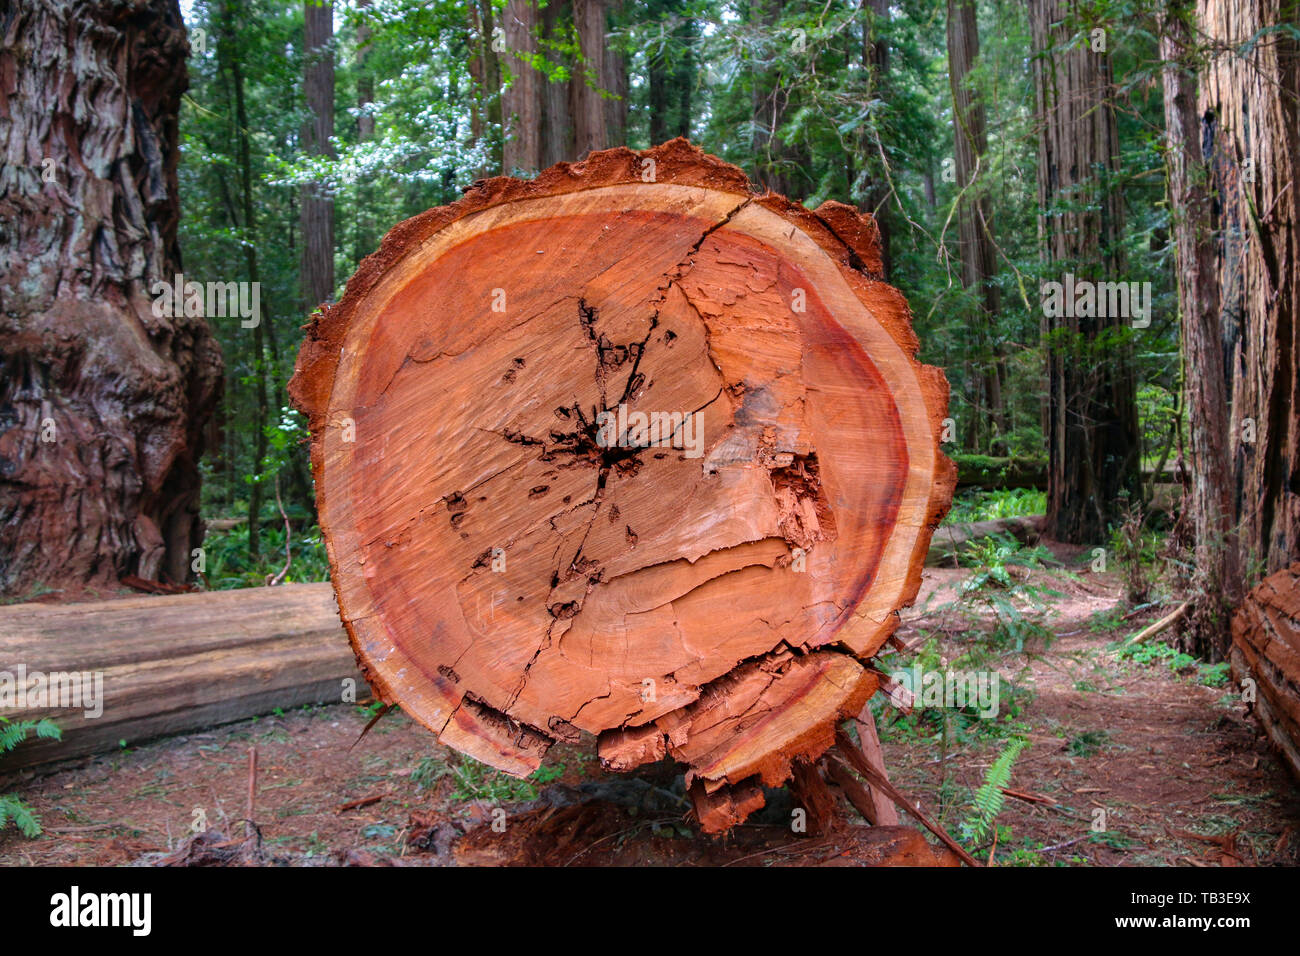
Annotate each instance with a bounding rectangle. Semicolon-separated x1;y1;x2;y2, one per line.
960;738;1026;847
0;716;61;837
0;717;60;752
0;795;42;838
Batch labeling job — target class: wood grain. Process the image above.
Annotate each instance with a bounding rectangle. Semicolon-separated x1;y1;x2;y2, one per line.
0;584;365;769
289;140;954;828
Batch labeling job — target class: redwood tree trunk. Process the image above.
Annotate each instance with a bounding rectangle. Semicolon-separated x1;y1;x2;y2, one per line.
946;0;1007;453
468;0;503;176
1028;0;1141;543
289;141;956;832
750;0;806;197
863;0;892;277
502;0;542;174
0;0;222;596
602;0;628;144
301;0;335;309
571;0;609;156
1189;0;1300;652
1160;0;1239;655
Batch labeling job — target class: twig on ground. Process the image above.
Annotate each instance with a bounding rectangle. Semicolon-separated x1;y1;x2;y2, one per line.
1124;601;1190;645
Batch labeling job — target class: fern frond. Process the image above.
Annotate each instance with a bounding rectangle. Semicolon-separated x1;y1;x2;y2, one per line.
960;738;1026;847
0;720;37;753
0;794;42;837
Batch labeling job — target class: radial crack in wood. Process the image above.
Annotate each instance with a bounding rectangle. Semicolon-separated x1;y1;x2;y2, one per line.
289;139;954;831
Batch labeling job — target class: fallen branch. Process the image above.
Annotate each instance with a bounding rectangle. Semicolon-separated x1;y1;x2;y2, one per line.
1123;601;1190;645
1000;786;1057;806
1034;835;1088;854
266;473;292;587
337;794;385;813
834;727;981;867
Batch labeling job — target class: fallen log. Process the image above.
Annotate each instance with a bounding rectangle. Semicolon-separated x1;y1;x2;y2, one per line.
0;583;366;770
1231;563;1300;784
953;454;1046;490
925;514;1046;566
289;140;955;832
951;454;1175;490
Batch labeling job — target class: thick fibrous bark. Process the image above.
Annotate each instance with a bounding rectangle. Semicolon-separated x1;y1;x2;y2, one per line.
0;0;222;596
1197;0;1300;591
501;0;618;174
1160;0;1239;654
501;0;541;174
290;140;954;830
946;0;1005;452
1231;564;1300;783
1160;0;1300;659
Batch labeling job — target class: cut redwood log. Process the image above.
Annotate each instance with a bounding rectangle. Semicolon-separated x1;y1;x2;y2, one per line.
0;583;366;770
1230;563;1300;784
289;139;955;832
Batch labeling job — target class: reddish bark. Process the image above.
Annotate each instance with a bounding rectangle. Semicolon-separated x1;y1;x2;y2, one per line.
0;0;221;596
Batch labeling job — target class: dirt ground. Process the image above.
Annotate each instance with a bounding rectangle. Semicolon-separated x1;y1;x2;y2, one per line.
3;548;1299;867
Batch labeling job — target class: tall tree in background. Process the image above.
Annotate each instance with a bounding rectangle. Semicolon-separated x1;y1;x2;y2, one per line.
862;0;892;276
946;0;1006;452
1160;0;1235;654
1028;0;1140;543
354;0;377;254
301;0;335;308
215;0;274;558
502;0;542;172
572;0;612;154
502;0;620;173
750;0;809;196
468;0;504;175
647;0;694;143
603;0;629;144
0;0;222;595
1170;0;1300;654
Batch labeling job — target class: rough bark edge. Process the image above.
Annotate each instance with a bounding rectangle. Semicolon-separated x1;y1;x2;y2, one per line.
1230;563;1300;784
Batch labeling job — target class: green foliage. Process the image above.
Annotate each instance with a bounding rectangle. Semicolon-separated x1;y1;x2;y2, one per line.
175;0;1183;584
1199;662;1232;688
445;757;566;803
0;717;61;837
411;755;450;792
1088;607;1128;633
1065;729;1112;757
959;737;1025;847
201;523;330;589
871;634;1031;747
944;487;1047;525
959;536;1057;652
1116;639;1227;686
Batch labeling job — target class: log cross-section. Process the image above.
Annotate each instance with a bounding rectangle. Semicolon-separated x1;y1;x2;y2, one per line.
289;140;954;830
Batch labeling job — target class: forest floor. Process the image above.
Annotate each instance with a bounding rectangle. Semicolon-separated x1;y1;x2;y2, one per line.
3;540;1299;867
